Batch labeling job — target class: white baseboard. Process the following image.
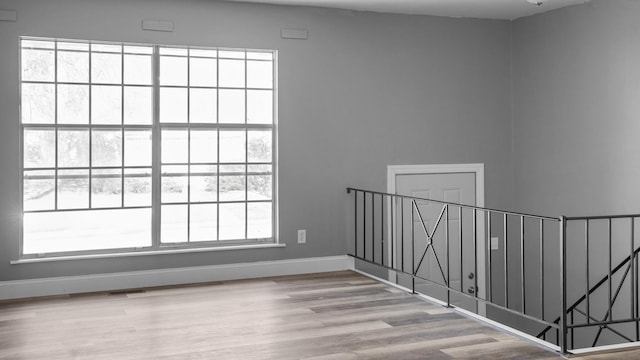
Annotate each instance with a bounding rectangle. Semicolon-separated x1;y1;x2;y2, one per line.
0;255;355;300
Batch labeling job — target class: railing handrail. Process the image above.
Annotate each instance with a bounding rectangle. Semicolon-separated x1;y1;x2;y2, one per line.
347;187;560;222
566;214;640;221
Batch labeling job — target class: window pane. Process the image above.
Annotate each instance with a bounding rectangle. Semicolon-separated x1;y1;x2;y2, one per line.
162;165;188;203
219;174;245;201
219;89;245;124
24;129;55;168
124;54;152;85
190;204;217;242
219;203;245;240
248;174;272;200
58;42;89;51
23;170;55;211
160;87;188;123
190;165;217;203
248;202;272;239
190;88;216;123
247;90;273;124
92;129;122;167
124;45;153;55
22;83;55;124
91;85;122;124
219;50;245;59
160;48;187;56
190;129;217;163
247;60;272;89
58;84;89;124
92;169;122;208
23;208;151;254
91;44;122;53
124;86;152;125
161;205;188;243
124;130;152;166
219;59;245;88
247;52;273;61
91;53;122;84
190;57;216;87
219;130;245;163
58;129;89;167
189;49;217;58
21;49;54;82
161;129;188;163
58;169;89;209
57;51;89;83
248;130;272;162
124;168;152;207
160;56;187;86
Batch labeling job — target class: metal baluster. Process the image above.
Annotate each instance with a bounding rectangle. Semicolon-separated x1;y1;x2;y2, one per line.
391;195;394;270
363;192;366;261
521;215;525;314
586;220;590;324
488;211;493;303
473;209;478;301
540;220;545;331
504;213;508;309
446;204;451;307
381;194;384;266
609;218;613;321
459;206;463;295
411;200;416;294
631;218;635;332
560;216;568;353
354;190;358;258
401;197;404;274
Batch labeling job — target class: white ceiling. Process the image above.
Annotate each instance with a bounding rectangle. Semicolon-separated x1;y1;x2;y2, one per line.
223;0;590;20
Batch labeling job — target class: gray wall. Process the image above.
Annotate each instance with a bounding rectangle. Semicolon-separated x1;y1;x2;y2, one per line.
512;0;640;217
0;0;513;281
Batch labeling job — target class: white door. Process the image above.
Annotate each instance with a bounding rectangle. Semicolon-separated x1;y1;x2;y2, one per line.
389;164;485;314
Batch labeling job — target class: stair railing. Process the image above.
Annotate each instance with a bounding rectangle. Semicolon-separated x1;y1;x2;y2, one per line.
346;188;564;350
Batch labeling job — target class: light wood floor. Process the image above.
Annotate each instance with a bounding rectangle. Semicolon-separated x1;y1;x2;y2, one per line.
1;271;638;359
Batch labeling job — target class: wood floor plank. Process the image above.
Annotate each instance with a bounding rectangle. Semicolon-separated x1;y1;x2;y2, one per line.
0;270;584;360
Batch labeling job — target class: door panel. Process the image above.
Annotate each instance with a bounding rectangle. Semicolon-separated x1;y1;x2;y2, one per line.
395;172;477;312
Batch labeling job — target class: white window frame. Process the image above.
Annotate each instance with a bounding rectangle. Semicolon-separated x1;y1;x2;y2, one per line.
18;36;279;260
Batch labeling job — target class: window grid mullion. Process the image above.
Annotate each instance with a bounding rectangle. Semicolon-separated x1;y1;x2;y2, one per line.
54;41;59;212
187;53;192;244
152;45;162;248
216;54;220;242
244;50;249;240
121;46;126;209
88;41;93;209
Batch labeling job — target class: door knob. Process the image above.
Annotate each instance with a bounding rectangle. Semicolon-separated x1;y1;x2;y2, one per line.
468;286;476;294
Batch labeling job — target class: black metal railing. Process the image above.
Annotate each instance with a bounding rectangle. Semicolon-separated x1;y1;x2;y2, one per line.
537;215;640;351
347;188;640;354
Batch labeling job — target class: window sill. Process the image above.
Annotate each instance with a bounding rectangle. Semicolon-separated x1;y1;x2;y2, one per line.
11;243;286;265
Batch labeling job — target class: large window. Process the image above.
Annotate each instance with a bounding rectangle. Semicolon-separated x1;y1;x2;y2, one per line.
20;38;276;257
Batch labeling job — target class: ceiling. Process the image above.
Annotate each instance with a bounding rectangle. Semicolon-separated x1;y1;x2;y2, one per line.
222;0;590;20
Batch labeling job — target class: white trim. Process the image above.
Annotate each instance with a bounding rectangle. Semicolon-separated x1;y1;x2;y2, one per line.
0;255;354;300
571;341;640;356
353;268;563;356
386;163;486;316
12;243;286;264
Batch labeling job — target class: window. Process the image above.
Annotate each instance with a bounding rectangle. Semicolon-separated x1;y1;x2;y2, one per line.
20;38;276;257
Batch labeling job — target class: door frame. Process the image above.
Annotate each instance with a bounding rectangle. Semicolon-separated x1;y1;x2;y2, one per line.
387;163;486;315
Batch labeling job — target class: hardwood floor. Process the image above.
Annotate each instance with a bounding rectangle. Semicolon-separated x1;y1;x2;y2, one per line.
0;270;632;359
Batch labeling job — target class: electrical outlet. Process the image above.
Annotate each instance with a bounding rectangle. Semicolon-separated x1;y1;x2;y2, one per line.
298;229;307;244
491;237;499;250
